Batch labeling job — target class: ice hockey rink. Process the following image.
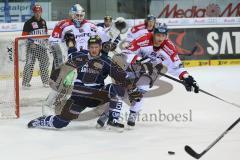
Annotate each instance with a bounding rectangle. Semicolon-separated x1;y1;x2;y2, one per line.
0;66;239;160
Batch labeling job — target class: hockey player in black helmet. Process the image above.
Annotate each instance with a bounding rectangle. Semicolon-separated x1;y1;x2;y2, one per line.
28;34;134;131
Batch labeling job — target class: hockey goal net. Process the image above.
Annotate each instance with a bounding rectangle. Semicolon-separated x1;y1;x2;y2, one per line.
0;34;55;118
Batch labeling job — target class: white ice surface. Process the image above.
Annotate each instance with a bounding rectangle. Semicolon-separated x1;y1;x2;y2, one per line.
0;66;240;160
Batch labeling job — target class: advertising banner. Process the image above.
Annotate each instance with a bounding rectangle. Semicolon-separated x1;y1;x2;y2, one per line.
168;27;240;62
0;2;51;22
150;0;240;18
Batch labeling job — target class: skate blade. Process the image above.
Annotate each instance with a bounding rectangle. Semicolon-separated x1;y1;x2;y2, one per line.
95;123;105;129
106;125;124;133
126;125;135;130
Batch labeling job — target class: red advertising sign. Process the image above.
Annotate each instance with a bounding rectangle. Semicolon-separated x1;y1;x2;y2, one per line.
150;1;240;18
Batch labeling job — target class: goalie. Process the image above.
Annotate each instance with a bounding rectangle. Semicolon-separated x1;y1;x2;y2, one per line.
28;35;134;130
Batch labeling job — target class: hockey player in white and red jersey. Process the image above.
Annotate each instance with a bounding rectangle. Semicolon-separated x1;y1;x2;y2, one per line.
126;23;199;127
49;4;97;58
97;23;199;128
126;15;156;42
49;5;127;62
43;4;98;113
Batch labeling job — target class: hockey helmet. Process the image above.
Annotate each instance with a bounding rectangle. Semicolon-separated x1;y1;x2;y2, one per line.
104;15;112;21
146;15;156;22
88;35;102;46
154;23;168;35
32;4;42;13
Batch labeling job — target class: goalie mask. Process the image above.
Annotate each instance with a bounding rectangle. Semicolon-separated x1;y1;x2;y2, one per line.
69;4;85;28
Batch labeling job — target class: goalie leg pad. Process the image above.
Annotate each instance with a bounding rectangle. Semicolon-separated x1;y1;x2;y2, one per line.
112;53;128;70
49;63;76;91
50;44;64;69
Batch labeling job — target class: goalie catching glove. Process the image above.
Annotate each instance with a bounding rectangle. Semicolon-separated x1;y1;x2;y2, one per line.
64;32;76;48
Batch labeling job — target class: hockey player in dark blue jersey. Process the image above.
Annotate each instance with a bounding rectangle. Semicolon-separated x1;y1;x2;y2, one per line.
28;34;134;131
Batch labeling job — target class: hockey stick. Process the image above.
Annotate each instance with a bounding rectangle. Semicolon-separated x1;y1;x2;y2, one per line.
178;46;198;56
185;117;240;159
158;72;240;109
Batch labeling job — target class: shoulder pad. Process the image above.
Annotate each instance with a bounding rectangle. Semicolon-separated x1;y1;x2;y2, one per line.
56;19;73;29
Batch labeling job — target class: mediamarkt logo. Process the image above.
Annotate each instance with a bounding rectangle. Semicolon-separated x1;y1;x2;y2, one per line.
158;3;240;18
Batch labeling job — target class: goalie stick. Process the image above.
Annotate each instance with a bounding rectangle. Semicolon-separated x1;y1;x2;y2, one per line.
185;117;240;159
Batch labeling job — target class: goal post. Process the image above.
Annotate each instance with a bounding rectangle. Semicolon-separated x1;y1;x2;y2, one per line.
0;34;52;119
14;35;51;118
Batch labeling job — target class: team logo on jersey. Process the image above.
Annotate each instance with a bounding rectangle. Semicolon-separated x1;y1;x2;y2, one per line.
32;22;38;29
93;62;103;69
150;52;157;57
81;64;99;74
137;40;149;46
76;33;91;38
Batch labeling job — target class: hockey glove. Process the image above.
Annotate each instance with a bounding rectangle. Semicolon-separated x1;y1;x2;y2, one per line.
64;32;76;48
102;41;112;53
128;87;143;103
68;51;89;68
183;75;199;93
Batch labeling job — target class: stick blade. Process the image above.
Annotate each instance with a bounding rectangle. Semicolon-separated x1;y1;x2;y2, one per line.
185;145;201;159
